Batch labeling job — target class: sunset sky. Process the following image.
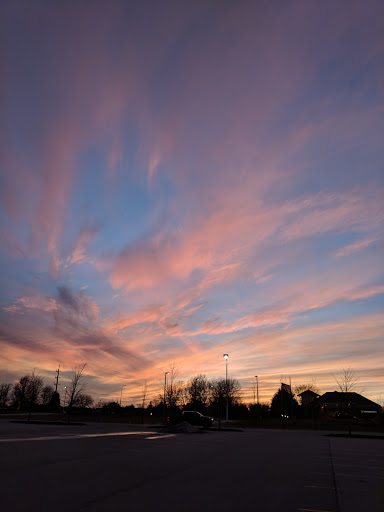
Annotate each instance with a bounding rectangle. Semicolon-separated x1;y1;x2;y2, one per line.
1;1;383;406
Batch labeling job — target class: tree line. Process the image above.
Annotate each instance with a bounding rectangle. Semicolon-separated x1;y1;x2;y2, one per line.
0;364;93;416
1;366;361;420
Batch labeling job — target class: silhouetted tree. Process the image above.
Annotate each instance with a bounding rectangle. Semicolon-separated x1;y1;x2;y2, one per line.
41;385;55;406
101;401;120;415
185;375;210;411
270;388;299;418
209;378;242;407
0;383;12;407
74;393;94;408
334;367;359;392
49;391;61;412
248;402;270;418
294;382;320;396
164;364;184;409
66;363;87;422
12;372;43;418
26;372;44;420
165;381;184;408
12;375;30;410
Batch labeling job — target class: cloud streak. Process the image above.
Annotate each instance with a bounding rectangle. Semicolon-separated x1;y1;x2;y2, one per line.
1;1;383;403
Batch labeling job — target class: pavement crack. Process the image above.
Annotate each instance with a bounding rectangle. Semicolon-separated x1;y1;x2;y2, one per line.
328;439;341;512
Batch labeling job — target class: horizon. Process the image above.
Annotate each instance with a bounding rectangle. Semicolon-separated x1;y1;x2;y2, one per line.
1;1;383;405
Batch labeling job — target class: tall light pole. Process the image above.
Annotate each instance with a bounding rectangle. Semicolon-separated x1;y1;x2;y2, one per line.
120;384;126;407
63;385;67;412
255;376;259;405
223;354;229;421
163;371;170;423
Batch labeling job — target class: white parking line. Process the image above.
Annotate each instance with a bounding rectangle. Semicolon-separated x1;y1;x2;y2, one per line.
146;434;175;440
0;431;158;442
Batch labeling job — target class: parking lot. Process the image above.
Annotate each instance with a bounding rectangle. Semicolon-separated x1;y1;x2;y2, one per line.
0;421;382;512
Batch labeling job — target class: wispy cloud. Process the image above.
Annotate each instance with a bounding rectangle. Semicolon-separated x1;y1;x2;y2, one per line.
1;1;383;402
335;236;381;258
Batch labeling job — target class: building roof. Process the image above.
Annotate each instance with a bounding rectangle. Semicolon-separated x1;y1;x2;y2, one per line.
297;390;320;397
316;391;381;410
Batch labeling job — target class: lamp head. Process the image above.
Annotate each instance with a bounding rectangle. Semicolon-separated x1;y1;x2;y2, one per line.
223;354;229;359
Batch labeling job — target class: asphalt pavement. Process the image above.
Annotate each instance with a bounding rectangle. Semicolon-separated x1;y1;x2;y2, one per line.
0;421;382;512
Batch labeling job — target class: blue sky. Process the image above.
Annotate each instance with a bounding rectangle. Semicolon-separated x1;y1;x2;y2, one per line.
1;0;383;405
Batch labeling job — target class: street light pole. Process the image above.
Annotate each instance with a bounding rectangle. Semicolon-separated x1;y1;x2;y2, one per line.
120;384;126;407
63;386;67;412
223;354;229;421
255;375;259;405
163;371;170;423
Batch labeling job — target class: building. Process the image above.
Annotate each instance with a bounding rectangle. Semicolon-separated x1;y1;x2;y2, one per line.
297;389;320;407
316;391;381;418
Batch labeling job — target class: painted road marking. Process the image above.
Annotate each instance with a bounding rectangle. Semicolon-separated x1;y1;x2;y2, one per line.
0;431;159;442
146;434;175;440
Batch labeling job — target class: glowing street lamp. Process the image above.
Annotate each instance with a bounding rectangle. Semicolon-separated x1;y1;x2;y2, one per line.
223;354;229;421
255;375;259;405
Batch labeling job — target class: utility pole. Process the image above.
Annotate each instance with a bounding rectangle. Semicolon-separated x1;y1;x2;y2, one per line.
55;364;60;393
255;376;259;405
223;354;229;422
163;372;170;423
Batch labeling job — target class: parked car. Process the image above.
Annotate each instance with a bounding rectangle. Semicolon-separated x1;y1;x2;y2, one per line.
167;410;214;429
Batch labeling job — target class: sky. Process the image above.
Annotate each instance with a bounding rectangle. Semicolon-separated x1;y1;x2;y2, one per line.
1;0;383;406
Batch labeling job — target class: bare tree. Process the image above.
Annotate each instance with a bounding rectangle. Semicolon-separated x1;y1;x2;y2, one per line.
185;375;210;410
294;382;320;396
165;380;184;408
12;372;43;417
12;375;31;410
26;371;43;405
66;363;87;421
210;378;242;407
0;383;12;407
41;385;55;406
74;393;94;408
23;371;44;421
334;367;359;393
164;363;184;408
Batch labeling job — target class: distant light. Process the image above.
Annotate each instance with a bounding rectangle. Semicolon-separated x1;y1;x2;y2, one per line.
165;371;170;375
223;354;228;359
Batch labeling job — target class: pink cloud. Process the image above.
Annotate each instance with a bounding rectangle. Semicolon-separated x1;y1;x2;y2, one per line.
3;295;57;315
105;186;383;299
335;236;381;258
71;225;99;265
